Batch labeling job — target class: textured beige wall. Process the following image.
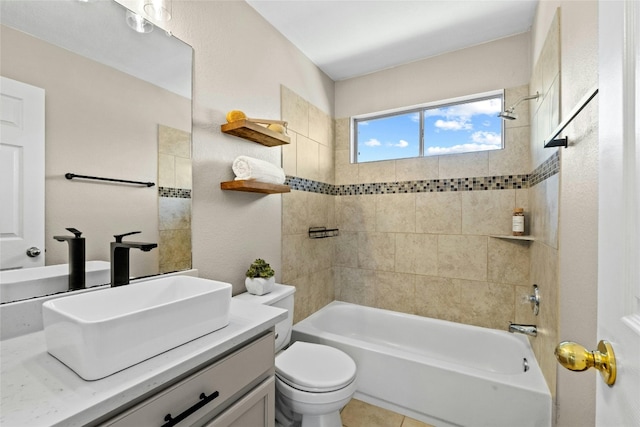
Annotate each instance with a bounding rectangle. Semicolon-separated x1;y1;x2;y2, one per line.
335;33;531;119
0;25;190;279
165;1;334;295
531;3;600;427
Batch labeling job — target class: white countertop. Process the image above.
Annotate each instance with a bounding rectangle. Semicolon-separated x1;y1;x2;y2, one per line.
0;299;286;427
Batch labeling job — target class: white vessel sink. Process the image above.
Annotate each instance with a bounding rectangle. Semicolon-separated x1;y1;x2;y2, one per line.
42;276;232;380
0;261;110;303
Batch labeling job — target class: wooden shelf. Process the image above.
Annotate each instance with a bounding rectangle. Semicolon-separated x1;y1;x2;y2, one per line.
490;235;535;242
221;119;290;147
220;180;290;194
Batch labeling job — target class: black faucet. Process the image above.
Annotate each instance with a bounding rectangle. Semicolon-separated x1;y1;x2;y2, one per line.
110;231;157;287
53;228;86;291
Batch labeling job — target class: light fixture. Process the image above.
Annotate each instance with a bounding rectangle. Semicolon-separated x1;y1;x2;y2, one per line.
497;92;540;121
144;0;172;22
126;10;154;34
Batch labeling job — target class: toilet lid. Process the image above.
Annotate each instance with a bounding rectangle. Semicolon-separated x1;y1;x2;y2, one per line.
275;342;356;393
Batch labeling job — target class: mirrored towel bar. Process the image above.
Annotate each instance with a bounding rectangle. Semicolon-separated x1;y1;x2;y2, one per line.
544;86;598;148
65;173;155;187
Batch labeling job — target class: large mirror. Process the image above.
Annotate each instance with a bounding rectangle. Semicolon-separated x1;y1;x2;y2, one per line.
0;0;193;303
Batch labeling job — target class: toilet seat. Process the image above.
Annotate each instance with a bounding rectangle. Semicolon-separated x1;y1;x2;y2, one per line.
275;342;356;393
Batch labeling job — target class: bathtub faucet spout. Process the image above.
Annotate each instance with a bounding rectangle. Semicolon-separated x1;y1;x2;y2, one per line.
508;322;537;337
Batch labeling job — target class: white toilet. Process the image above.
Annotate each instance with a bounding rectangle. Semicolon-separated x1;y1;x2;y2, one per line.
235;284;357;427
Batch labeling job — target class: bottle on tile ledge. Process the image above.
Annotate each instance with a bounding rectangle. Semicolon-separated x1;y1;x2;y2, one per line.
512;208;525;236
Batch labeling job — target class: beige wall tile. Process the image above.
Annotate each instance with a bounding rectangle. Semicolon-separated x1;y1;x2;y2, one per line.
308;103;333;147
282;131;297;176
489;125;530;176
415;192;461;234
159;197;191;230
335;195;376;232
281;85;309;136
530;174;559;248
282;233;306;282
319;143;334;184
282;191;309;235
335;267;376;306
461;190;515;236
438;151;488;179
488;237;530;285
395;233;437;276
395;156;439;181
335;117;350;151
358;232;395;271
335;149;358;185
175;157;192;189
334;231;358;268
158;125;191;158
437;235;488;281
458;281;515;329
358;160;395;183
375;271;416;314
415;276;461;322
159;229;191;270
376;193;415;233
158;153;175;188
296;135;319;181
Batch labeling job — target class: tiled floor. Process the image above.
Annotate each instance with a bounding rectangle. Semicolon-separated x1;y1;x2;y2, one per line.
341;399;434;427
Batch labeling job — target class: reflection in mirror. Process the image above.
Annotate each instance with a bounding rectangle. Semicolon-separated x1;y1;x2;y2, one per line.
0;0;193;303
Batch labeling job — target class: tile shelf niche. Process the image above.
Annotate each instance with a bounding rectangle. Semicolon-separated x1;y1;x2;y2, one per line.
220;119;291;194
490;235;535;242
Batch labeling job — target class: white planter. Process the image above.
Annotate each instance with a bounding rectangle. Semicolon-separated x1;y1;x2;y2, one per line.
245;276;275;296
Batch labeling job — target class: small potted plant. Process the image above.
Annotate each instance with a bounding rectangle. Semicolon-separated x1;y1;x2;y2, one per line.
245;258;275;295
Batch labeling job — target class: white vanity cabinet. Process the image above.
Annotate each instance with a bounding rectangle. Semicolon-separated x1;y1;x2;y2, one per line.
101;332;275;427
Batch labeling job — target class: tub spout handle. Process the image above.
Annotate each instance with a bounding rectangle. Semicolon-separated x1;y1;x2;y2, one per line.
508;322;537;337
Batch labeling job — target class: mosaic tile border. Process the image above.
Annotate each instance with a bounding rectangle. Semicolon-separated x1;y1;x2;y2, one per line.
529;150;560;187
158;187;192;199
286;152;559;196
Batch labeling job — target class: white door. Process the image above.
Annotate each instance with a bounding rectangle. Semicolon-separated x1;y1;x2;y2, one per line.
0;77;45;270
597;1;640;425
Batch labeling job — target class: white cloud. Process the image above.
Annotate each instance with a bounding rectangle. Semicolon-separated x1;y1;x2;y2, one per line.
410;112;420;122
471;131;501;145
363;138;381;147
426;142;501;155
393;139;409;148
425;98;502;131
434;119;472;131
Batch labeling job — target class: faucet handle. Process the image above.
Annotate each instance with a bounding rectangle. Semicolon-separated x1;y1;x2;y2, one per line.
66;228;83;238
114;231;141;243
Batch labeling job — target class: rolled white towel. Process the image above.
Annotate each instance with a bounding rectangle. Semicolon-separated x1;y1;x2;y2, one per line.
232;155;286;185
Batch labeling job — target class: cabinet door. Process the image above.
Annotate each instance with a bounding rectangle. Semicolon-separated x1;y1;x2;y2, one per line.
205;376;275;427
101;333;274;427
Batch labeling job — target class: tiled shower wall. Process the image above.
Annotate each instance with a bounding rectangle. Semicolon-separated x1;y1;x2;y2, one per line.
524;11;561;397
281;86;336;323
158;125;193;274
332;86;533;330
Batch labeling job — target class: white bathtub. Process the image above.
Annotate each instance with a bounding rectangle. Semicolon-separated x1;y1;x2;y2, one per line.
292;301;551;427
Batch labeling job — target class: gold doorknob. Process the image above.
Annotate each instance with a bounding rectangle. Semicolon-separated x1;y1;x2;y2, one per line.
554;340;616;386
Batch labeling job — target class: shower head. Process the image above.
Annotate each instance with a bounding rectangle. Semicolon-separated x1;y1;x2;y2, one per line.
498;110;518;120
498;92;540;121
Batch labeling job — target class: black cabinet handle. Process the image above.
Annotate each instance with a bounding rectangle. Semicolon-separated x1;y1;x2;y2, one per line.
161;391;220;427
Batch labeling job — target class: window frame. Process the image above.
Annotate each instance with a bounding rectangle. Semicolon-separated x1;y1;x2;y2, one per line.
351;89;505;164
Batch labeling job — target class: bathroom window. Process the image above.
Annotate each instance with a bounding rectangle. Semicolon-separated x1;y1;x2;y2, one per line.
353;91;504;163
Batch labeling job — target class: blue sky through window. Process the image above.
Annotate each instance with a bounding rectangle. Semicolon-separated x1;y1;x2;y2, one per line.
356;95;503;163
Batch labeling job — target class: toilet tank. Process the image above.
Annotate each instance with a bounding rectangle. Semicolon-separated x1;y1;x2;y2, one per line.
234;283;295;352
